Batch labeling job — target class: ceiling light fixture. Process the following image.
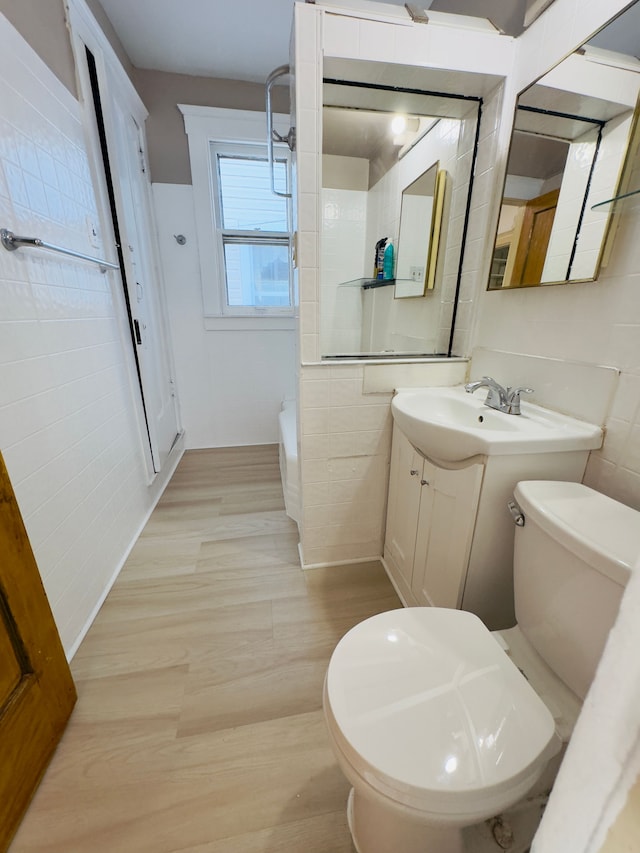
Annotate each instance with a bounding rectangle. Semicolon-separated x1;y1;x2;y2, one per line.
391;115;407;134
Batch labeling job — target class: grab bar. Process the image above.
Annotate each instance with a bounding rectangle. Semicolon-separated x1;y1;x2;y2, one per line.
265;64;295;199
1;227;119;273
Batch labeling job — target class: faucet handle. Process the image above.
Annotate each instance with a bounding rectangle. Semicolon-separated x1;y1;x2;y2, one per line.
506;386;534;415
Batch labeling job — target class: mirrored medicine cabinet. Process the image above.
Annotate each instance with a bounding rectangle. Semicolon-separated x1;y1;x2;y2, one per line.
319;58;501;360
488;1;640;290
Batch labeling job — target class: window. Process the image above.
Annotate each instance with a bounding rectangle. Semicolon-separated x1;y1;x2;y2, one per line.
180;106;296;326
211;143;293;315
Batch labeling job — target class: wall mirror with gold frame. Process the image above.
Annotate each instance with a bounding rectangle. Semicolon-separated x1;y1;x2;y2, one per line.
488;2;640;290
395;163;448;298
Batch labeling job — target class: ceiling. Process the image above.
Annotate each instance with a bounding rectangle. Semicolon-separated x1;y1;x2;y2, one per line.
96;0;530;84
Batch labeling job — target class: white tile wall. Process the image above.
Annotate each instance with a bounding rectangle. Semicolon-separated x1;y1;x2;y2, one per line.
470;348;619;425
295;4;323;366
514;0;630;94
299;362;392;566
320;182;368;355
321;6;514;76
0;14;181;656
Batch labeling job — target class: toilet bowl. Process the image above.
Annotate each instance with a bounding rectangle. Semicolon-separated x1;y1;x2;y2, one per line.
323;481;640;853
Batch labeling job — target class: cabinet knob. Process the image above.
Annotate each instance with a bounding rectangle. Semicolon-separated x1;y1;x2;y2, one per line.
421;479;429;486
410;469;420;476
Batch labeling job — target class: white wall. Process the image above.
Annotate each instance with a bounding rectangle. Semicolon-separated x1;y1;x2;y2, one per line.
0;13;181;656
152;183;296;448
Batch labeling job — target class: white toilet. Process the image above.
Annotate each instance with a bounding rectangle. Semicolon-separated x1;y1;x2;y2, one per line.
323;480;640;853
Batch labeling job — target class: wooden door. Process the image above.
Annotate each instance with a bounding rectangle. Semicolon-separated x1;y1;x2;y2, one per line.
510;188;560;286
0;453;76;852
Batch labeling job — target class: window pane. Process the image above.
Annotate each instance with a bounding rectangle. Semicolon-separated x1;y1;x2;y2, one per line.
217;154;288;231
223;242;291;307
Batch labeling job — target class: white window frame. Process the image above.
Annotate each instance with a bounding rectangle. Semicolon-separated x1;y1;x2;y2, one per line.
180;106;295;329
211;141;293;315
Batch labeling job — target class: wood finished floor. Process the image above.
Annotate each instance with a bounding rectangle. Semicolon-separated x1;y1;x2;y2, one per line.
11;445;401;853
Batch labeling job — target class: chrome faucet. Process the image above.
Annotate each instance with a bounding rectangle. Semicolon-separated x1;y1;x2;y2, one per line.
464;376;533;415
504;385;534;415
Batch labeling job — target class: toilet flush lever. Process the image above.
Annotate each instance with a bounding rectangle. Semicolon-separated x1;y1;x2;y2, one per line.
507;500;525;526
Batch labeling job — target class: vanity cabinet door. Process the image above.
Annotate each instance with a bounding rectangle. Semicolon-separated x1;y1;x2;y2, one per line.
412;461;483;609
384;427;424;603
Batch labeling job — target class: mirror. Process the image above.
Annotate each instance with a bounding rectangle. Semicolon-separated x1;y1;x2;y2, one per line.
395;163;448;298
319;58;499;359
489;2;640;289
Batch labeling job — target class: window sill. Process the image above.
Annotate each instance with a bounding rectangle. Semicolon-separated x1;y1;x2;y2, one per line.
204;316;297;331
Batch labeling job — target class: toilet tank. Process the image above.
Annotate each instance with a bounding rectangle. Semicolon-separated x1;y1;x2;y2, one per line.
513;480;640;700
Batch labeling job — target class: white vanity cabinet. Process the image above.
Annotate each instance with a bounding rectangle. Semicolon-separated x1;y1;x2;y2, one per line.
384;421;594;628
384;425;483;609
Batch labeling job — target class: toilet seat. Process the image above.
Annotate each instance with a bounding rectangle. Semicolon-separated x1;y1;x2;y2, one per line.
324;608;561;822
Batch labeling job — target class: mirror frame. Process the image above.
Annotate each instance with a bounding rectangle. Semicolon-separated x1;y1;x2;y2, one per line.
426;168;448;292
396;161;437;297
487;8;640;291
395;165;448;297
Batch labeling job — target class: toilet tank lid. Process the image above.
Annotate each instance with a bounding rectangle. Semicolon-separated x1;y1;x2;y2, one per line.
514;481;640;586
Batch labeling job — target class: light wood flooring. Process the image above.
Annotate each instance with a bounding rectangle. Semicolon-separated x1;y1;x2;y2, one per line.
10;445;401;853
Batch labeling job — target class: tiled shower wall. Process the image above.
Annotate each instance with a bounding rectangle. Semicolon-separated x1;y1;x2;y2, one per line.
0;14;179;655
320;180;368;355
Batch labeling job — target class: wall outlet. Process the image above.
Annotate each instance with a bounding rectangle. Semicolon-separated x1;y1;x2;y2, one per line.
410;266;424;281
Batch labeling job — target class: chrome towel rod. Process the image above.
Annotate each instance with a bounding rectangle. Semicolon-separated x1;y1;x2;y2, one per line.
1;227;119;272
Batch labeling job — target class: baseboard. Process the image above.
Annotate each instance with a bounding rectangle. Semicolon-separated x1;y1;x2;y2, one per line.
300;553;383;571
380;555;412;607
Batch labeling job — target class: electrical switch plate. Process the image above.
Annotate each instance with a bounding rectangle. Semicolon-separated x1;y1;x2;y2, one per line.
86;216;100;249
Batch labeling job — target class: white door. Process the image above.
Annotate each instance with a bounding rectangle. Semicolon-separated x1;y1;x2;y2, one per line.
108;98;180;472
67;1;181;475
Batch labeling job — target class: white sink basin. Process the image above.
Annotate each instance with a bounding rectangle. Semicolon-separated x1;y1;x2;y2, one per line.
391;386;603;463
